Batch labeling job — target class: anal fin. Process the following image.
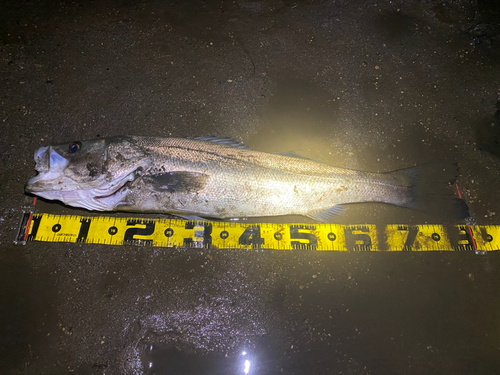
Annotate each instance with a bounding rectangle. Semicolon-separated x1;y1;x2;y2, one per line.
305;205;345;222
175;214;209;222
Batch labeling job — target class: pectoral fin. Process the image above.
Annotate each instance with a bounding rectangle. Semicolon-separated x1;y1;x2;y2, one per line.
143;172;209;193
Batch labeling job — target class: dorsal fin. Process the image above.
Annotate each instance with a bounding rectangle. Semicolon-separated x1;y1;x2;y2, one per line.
187;136;249;149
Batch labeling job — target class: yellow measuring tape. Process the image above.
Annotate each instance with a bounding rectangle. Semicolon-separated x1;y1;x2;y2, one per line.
15;213;500;251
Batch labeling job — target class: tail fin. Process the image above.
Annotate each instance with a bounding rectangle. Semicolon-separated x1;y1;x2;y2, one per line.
390;163;469;220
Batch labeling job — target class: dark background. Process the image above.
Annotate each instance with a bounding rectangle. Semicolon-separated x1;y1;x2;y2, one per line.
1;0;500;373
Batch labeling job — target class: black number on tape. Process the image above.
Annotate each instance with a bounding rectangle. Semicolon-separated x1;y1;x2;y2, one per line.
77;218;91;242
124;219;155;245
344;226;372;251
402;226;419;251
203;223;212;248
290;225;317;250
238;226;264;248
27;214;42;241
451;226;474;252
183;222;212;248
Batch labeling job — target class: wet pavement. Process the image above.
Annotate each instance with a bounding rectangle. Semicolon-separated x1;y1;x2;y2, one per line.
1;0;500;373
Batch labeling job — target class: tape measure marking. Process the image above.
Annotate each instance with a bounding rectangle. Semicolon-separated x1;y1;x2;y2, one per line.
15;213;499;251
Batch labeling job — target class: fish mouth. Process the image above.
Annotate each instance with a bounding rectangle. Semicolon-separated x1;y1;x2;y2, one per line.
88;173;135;210
26;146;74;192
26;171;135;211
25;147;137;211
25;143;148;210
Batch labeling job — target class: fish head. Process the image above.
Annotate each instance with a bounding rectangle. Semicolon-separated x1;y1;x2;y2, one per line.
25;136;150;210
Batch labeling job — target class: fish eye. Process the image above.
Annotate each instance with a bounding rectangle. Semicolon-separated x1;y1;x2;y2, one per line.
69;141;82;153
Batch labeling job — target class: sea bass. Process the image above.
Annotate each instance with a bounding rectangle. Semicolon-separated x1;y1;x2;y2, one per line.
25;136;468;221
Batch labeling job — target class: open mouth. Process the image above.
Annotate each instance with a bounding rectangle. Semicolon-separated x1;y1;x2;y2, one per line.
25;146;72;193
85;171;137;210
94;181;130;200
26;142;149;211
26;171;136;211
92;179;133;209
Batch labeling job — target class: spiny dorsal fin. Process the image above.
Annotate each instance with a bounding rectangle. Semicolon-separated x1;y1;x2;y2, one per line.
187;136;249;149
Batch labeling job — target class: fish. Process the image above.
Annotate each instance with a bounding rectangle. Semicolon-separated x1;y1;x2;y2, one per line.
25;135;469;222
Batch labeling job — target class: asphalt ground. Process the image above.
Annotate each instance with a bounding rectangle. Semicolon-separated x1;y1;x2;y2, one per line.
1;0;500;374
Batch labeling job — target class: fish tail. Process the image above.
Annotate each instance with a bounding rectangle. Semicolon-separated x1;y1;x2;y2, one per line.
388;163;469;220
